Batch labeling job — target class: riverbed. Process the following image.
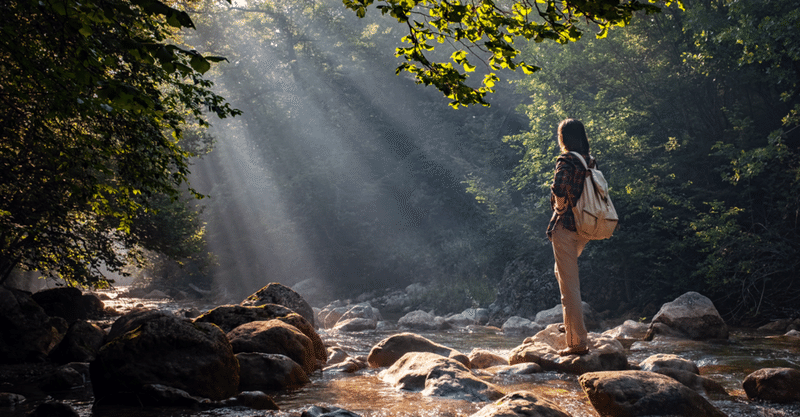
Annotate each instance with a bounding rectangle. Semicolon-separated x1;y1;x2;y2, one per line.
9;290;800;417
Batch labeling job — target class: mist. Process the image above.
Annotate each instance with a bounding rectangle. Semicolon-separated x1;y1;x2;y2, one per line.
186;0;526;304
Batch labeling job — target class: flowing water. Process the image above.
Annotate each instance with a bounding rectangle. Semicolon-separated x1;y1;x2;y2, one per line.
8;290;800;417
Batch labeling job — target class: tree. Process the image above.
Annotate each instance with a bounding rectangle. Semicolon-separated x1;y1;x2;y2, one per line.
0;0;239;286
343;0;681;107
466;0;800;322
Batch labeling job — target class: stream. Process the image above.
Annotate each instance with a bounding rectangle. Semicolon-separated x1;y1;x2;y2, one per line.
15;290;800;417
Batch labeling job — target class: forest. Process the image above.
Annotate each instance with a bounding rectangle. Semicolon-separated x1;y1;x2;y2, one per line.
1;0;798;325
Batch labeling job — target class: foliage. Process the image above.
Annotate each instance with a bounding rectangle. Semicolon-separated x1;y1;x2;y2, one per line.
343;0;681;107
0;0;239;286
468;0;800;322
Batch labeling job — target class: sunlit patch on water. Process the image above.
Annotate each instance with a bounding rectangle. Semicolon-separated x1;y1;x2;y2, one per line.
272;371;485;417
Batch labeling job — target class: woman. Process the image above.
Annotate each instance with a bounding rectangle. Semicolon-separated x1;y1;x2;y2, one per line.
546;118;593;356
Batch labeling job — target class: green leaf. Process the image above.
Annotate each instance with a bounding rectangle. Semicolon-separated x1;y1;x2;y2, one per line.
190;56;212;74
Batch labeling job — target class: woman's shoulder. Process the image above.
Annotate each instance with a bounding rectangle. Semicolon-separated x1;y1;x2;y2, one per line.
557;152;591;168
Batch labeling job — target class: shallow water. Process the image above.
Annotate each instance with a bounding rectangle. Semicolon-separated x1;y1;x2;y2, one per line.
9;289;800;417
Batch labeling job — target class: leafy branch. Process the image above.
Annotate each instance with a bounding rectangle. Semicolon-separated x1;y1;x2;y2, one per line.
343;0;681;107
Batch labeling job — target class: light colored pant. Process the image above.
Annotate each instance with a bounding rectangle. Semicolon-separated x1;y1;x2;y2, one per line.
551;223;590;348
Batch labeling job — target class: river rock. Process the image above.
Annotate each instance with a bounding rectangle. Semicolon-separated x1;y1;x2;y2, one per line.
467;348;507;369
579;370;727;417
0;392;26;407
221;391;279;410
241;282;315;328
501;316;545;335
194;304;326;363
36;362;89;391
381;351;503;402
318;301;350;329
398;310;449;331
331;303;380;331
645;292;728;340
639;353;699;374
367;332;469;368
301;405;363;417
227;319;319;375
143;289;170;299
602;320;649;348
31;287;105;324
638;353;726;395
237;352;310;391
339;303;381;323
194;304;295;331
508;324;627;374
446;308;490;327
534;302;600;330
328;346;350;365
470;391;570;417
742;367;800;403
0;286;67;362
333;317;377;332
90;309;239;403
494;362;543;376
49;320;106;363
324;357;368;373
758;319;794;333
137;384;203;406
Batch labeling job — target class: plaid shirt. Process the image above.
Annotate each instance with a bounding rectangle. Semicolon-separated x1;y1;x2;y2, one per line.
546;152;595;238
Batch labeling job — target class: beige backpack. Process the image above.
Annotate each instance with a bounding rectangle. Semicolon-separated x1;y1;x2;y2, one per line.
570;152;619;240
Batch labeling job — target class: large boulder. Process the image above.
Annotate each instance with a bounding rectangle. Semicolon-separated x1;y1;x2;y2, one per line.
381;352;503;402
90;309;239;403
31;287;105;324
194;304;326;363
0;286;67;362
646;292;728;340
241;283;315;328
49;320;106;364
236;352;310;391
742;367;800;403
227;319;319;375
470;391;570;417
367;332;469;368
579;370;727;417
509;324;627;375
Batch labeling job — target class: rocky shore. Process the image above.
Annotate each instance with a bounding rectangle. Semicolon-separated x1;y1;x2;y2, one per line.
1;283;799;417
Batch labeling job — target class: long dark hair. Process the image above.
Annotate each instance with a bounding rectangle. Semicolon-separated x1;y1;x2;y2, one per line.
558;119;590;155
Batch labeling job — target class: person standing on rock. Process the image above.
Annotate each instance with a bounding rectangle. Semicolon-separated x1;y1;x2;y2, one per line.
546;118;593;356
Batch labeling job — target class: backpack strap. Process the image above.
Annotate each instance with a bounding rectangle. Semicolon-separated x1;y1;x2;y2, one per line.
568;151;590;170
